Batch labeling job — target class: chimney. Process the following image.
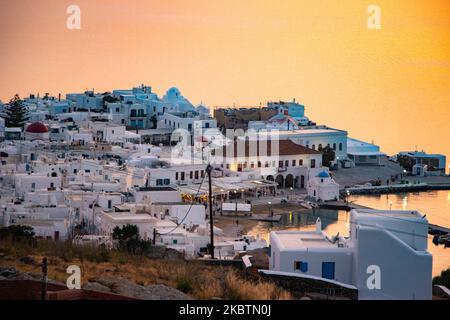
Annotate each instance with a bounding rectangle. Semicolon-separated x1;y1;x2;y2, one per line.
58;93;61;102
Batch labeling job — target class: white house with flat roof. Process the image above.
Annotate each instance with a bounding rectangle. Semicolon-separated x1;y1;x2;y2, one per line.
159;112;217;145
150;202;206;227
98;211;157;241
132;186;182;204
397;151;446;175
269;209;432;300
347;137;386;166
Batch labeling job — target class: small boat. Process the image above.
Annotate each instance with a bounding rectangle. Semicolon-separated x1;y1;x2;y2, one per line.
309;201;319;209
299;201;318;210
300;202;312;209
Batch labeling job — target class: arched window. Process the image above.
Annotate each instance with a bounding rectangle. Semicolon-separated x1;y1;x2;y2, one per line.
339;143;343;151
333;143;336;150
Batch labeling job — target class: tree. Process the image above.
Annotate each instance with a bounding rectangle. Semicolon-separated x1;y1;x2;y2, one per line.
4;94;29;128
102;95;119;106
150;115;158;129
112;224;139;242
0;225;35;244
397;155;414;172
112;224;150;254
322;146;336;168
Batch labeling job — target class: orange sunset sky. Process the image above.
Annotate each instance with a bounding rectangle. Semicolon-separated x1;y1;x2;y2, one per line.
0;0;449;167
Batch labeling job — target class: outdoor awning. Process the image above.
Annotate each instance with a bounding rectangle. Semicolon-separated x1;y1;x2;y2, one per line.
176;178;276;196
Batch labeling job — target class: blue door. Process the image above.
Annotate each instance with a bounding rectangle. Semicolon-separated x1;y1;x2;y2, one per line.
322;262;335;280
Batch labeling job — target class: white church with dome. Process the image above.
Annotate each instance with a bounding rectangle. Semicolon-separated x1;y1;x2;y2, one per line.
307;169;339;201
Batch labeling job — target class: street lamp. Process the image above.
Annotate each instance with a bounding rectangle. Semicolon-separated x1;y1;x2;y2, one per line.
290;187;293;200
268;201;272;217
389;201;393;211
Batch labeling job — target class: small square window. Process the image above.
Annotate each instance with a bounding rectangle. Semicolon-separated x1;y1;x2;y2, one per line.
294;261;308;272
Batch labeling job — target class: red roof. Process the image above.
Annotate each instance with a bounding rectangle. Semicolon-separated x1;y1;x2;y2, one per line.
26;122;48;133
214;139;321;157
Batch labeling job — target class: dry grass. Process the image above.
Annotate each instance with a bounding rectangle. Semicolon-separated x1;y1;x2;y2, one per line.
223;270;292;300
0;239;292;300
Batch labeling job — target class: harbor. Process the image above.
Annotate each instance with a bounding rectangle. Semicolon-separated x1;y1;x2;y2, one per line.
215;190;449;278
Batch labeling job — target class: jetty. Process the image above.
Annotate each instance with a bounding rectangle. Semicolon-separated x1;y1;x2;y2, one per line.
318;201;370;211
340;182;450;196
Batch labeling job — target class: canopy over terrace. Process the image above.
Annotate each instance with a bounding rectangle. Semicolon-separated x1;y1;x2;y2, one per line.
177;178;278;200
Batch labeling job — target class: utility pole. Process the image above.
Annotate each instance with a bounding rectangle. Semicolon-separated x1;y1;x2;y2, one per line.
206;164;214;259
41;257;48;300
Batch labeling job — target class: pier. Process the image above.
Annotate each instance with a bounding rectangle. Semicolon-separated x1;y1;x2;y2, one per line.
340;182;450;196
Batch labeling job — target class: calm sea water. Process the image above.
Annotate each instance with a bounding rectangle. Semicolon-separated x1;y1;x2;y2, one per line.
248;190;450;277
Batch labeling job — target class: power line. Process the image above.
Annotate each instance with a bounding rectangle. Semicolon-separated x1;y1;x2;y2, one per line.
157;168;208;235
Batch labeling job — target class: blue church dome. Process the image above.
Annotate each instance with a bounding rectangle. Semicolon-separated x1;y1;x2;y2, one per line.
316;171;330;178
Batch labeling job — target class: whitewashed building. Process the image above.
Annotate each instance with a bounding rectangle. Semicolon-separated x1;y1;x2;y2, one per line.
269;209;432;300
98;211;157;241
211;139;323;189
252;126;348;162
307;170;339;201
347;137;386;166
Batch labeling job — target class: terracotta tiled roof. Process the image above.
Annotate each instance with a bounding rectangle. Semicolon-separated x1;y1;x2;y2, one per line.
215;139;321;157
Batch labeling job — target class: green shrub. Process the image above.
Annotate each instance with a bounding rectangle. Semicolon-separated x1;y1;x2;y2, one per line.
176;275;193;293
